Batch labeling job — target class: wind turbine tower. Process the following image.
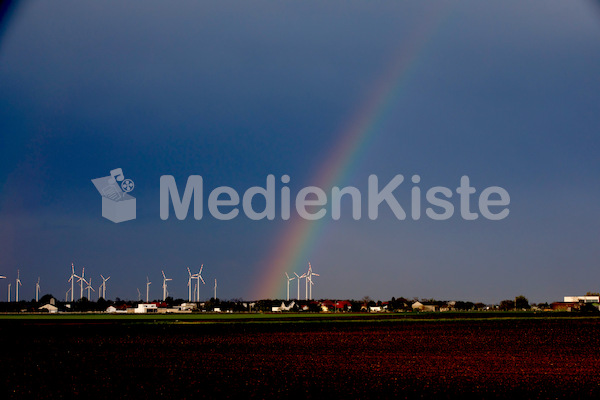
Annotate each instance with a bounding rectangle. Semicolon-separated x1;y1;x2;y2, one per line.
187;267;194;302
100;275;110;299
77;267;87;300
308;263;319;300
195;265;205;302
285;273;295;301
15;269;22;302
162;270;172;301
35;277;41;302
68;263;78;302
146;276;151;302
294;272;304;300
85;278;95;299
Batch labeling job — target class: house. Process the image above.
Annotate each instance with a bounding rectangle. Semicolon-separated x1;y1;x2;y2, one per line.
320;300;336;312
335;300;352;312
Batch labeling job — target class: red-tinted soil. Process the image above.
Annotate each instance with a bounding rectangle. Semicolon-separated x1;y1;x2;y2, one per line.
2;318;600;399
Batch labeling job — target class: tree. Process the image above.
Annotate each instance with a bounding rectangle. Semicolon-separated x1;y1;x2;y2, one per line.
499;300;515;311
515;295;530;310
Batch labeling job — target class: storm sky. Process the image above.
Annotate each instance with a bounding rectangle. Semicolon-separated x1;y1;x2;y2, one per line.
1;0;599;303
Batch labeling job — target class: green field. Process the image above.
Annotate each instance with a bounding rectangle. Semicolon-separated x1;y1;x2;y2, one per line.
0;311;594;323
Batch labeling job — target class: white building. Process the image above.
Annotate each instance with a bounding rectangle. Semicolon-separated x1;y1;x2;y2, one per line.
564;296;600;303
134;303;158;313
39;304;58;313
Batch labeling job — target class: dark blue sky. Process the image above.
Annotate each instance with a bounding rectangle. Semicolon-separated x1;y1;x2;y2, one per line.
1;0;599;303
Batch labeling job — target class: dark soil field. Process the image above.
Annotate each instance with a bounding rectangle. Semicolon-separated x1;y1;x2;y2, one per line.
2;316;600;399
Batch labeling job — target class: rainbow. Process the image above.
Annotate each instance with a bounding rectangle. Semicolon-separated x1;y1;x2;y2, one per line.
251;4;453;300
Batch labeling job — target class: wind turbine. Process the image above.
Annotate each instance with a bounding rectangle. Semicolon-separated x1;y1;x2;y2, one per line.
68;263;78;302
308;263;319;300
15;269;22;302
85;278;95;299
285;273;295;301
35;277;41;302
214;278;217;300
65;288;71;302
195;265;205;302
294;272;304;300
161;270;172;301
137;288;141;302
100;275;110;299
304;270;309;300
187;267;194;302
7;282;11;302
77;267;87;299
146;276;151;302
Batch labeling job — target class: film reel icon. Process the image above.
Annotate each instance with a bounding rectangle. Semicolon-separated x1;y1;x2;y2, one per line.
121;179;135;193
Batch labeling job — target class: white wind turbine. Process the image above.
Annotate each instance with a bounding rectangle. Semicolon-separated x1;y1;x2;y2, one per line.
15;269;22;302
65;288;71;302
308;263;319;300
68;263;79;302
285;272;295;301
8;282;11;302
85;278;95;299
294;272;304;300
162;270;172;301
100;275;110;299
194;265;205;302
77;267;87;300
137;288;141;302
146;276;151;302
187;267;194;302
213;278;217;300
304;270;309;300
35;277;41;302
